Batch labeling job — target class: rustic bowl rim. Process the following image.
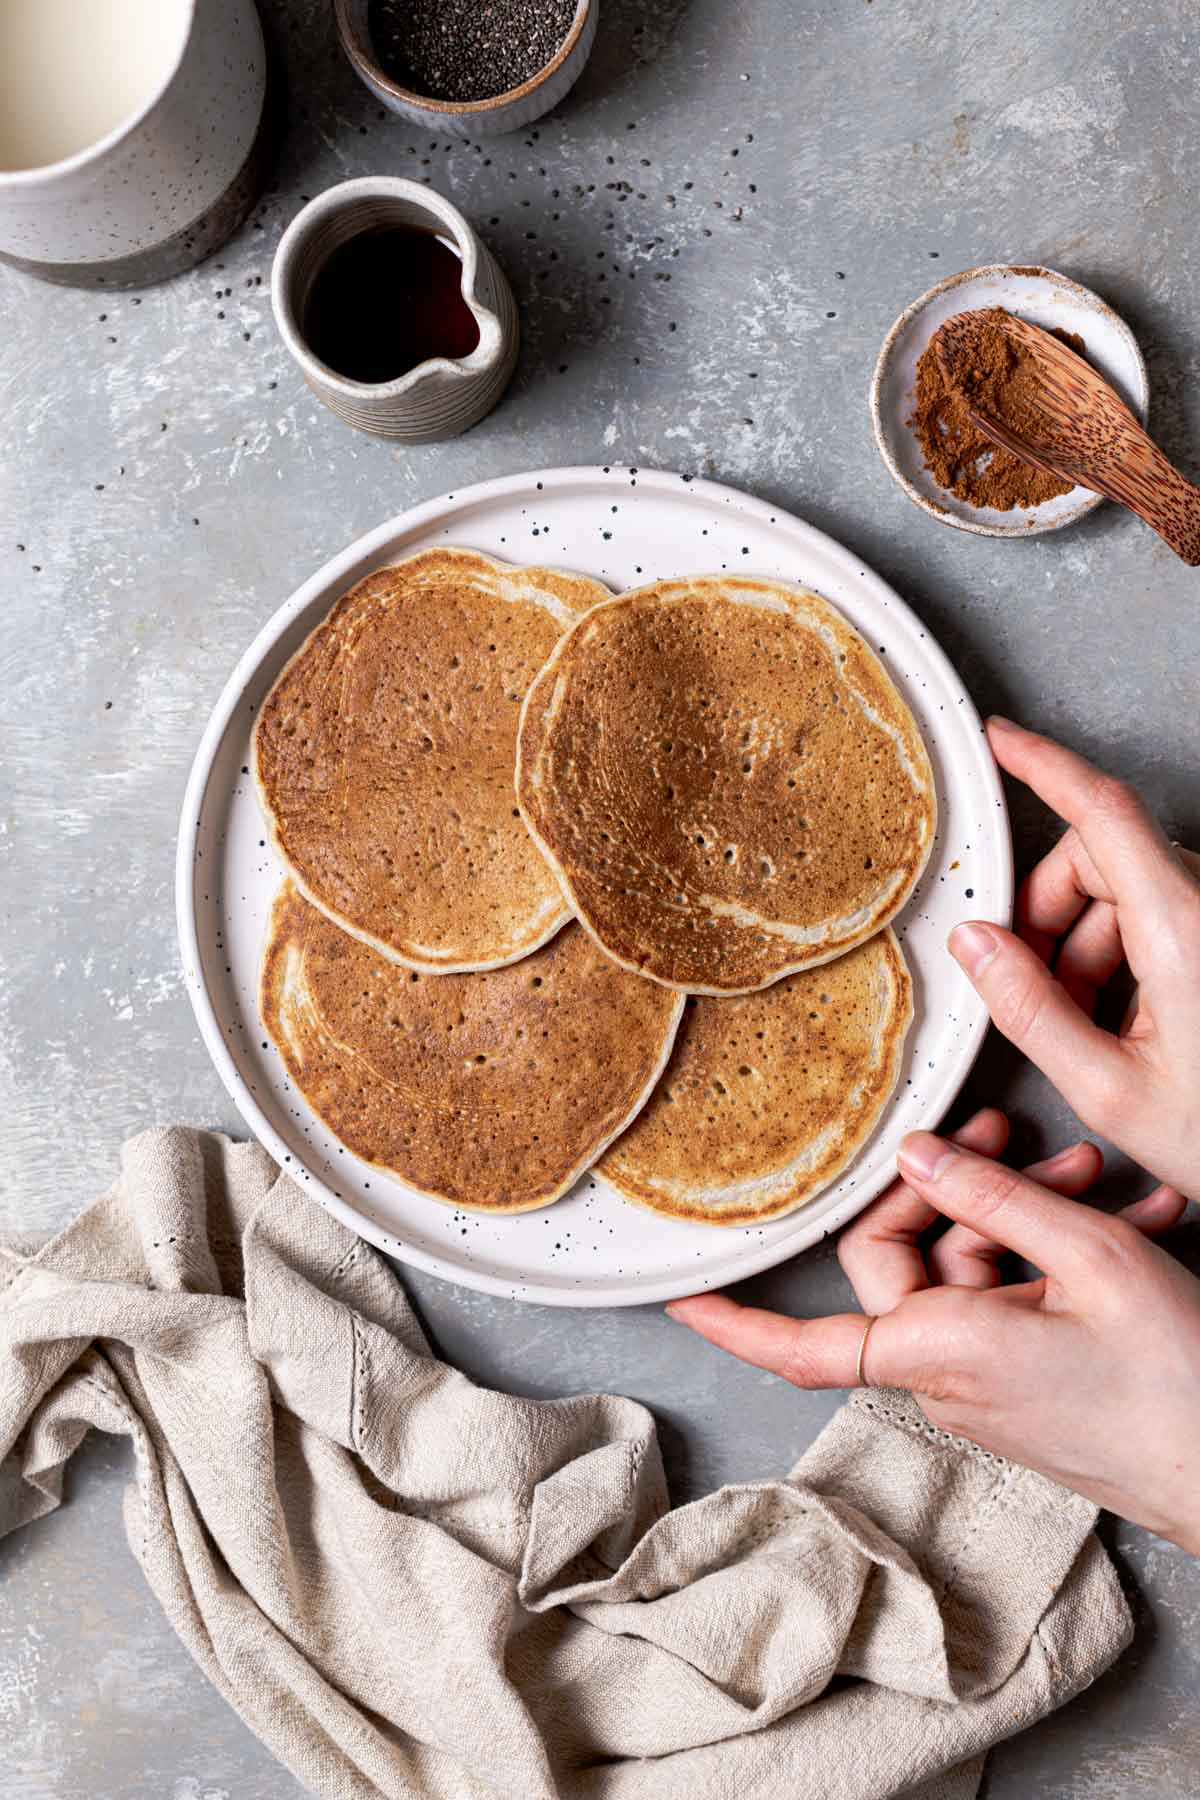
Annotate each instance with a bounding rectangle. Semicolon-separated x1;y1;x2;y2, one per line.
870;262;1150;540
333;0;592;118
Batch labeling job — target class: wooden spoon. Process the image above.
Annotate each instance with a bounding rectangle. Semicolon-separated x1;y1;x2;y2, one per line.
934;308;1200;565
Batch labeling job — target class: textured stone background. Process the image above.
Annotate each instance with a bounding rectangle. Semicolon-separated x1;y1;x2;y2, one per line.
2;1;1199;1794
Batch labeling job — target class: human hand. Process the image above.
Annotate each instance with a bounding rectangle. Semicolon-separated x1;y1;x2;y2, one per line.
668;1109;1200;1554
950;717;1200;1200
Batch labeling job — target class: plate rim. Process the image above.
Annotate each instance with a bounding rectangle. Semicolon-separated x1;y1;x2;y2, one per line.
176;464;1013;1307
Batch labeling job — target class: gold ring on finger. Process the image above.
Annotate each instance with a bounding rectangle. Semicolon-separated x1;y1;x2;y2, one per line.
856;1315;879;1389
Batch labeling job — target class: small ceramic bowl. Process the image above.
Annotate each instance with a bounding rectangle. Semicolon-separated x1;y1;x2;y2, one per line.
333;0;598;138
271;176;519;441
871;264;1149;539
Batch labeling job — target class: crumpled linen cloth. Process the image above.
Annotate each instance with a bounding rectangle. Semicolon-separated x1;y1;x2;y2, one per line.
1;1130;1130;1800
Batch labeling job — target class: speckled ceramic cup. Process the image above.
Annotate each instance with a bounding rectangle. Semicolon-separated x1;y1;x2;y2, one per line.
0;0;267;289
271;177;520;442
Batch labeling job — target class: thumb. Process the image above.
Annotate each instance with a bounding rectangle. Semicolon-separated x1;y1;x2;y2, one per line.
897;1132;1110;1276
666;1294;871;1389
665;1292;954;1394
949;920;1128;1130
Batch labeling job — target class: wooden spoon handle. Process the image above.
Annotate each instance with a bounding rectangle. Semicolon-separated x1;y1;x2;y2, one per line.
1102;446;1200;567
971;410;1200;566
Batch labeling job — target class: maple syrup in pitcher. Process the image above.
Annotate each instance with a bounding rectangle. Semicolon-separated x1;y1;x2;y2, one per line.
302;226;480;384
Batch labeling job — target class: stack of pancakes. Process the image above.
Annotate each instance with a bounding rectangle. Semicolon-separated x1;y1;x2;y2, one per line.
255;548;935;1226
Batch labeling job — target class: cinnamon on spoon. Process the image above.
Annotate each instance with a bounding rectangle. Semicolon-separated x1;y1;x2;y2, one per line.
933;307;1200;566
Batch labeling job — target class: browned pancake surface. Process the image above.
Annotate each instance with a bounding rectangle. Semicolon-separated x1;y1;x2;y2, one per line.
599;929;912;1224
254;548;609;971
517;576;936;993
260;884;683;1213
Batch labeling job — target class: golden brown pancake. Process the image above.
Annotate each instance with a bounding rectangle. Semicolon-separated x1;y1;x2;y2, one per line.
517;574;936;993
254;548;610;972
599;928;912;1225
260;882;684;1214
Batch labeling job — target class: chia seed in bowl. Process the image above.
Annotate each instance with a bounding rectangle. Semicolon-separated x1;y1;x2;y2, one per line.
335;0;597;137
368;0;579;103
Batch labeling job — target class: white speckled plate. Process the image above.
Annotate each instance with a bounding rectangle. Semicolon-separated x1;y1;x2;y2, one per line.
871;263;1149;538
177;467;1012;1307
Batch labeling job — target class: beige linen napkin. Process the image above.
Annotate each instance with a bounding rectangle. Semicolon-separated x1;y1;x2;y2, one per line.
1;1128;1129;1800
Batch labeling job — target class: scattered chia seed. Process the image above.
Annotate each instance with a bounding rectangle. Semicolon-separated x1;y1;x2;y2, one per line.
368;0;577;103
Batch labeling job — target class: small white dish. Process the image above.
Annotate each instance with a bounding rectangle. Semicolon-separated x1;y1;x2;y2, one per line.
177;467;1012;1309
871;264;1149;539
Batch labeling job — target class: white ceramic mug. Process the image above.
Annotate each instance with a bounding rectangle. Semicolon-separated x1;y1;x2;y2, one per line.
271;177;520;442
0;0;267;288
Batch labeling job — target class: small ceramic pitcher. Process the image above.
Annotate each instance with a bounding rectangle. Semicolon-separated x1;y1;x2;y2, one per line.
0;0;267;289
271;177;520;442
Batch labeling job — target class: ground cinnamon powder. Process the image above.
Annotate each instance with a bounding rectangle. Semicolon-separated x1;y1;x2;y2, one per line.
908;307;1086;511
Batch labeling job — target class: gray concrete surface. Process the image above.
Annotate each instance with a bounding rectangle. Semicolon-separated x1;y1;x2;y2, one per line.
3;0;1200;1794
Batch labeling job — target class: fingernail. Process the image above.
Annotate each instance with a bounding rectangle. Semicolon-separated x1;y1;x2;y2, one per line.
898;1132;956;1183
1041;1141;1084;1171
949;921;999;978
986;714;1020;734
